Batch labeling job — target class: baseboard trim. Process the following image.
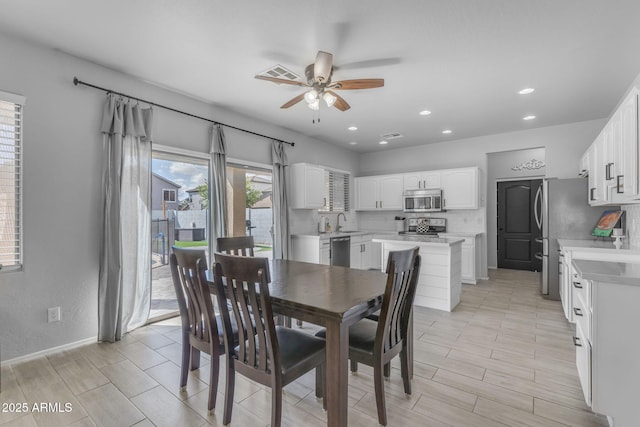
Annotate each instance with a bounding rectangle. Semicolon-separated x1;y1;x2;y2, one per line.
1;336;97;366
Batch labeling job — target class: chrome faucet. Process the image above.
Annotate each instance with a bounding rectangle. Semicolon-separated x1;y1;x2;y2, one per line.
336;212;347;232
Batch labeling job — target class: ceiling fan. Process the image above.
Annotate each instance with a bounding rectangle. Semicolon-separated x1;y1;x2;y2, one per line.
255;51;384;112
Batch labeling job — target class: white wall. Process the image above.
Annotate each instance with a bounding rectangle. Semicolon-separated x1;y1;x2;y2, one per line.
0;33;358;360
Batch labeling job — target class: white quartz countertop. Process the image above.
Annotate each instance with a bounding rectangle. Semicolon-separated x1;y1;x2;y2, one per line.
573;259;640;286
372;234;464;246
557;238;638;253
439;231;484;237
292;230;392;240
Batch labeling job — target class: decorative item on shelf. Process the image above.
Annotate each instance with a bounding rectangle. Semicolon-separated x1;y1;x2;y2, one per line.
511;158;546;171
612;228;625;250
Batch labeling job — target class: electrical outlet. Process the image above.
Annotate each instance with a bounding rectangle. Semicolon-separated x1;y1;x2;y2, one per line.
47;307;61;323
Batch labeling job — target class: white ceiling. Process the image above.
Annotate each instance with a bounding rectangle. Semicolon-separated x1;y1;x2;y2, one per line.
3;0;640;152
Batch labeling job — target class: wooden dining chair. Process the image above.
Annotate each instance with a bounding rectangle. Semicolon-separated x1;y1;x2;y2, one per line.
315;247;421;426
170;246;237;413
210;253;326;427
216;236;255;256
217;235;294;327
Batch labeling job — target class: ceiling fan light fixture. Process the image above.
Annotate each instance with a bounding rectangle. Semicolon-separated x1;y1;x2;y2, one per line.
308;99;320;110
304;89;318;104
323;91;337;108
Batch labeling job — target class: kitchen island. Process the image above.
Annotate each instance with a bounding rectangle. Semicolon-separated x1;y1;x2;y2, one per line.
373;234;464;311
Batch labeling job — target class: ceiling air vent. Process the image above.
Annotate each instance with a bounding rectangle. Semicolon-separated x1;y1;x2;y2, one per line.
258;64;302;82
380;132;404;140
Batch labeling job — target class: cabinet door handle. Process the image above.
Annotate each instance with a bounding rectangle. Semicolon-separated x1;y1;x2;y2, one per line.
375;201;378;208
589;188;596;201
605;163;614;180
380;200;383;208
423;180;426;188
572;336;582;347
573;281;583;289
573;307;583;317
616;175;624;193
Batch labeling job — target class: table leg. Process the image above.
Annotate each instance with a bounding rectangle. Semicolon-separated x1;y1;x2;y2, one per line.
325;319;349;427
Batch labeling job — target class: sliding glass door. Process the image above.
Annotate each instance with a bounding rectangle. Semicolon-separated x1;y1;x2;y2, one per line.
149;148;210;321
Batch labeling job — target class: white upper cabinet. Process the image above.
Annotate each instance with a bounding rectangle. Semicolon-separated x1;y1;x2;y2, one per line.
403;171;441;191
613;88;639;201
355;175;403;210
584;86;640;205
441;167;479;210
290;163;326;209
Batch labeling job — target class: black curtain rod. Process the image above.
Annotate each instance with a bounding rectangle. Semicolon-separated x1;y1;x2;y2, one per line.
73;77;295;147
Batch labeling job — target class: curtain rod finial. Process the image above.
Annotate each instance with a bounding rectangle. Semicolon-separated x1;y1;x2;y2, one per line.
73;77;79;86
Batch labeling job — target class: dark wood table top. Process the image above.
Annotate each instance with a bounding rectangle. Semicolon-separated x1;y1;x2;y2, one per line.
206;259;387;324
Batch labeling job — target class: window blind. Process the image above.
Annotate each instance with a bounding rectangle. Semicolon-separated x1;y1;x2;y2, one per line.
0;91;25;271
322;170;350;212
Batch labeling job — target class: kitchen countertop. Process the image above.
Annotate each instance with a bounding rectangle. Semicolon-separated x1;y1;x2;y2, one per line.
292;230;396;240
558;238;639;253
572;259;640;286
439;231;484;237
372;234;464;246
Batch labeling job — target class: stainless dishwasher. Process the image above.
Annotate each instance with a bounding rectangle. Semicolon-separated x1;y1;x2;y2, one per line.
330;236;351;267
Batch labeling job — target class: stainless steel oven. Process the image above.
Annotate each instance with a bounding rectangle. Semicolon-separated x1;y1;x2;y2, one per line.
402;189;442;213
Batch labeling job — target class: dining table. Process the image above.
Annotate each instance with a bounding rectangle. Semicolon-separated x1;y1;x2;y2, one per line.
206;258;388;427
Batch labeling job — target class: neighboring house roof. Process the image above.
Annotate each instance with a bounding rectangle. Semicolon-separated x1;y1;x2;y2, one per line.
152;172;181;189
252;194;272;209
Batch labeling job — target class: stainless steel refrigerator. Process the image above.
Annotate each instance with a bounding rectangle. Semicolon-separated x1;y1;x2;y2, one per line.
535;178;614;300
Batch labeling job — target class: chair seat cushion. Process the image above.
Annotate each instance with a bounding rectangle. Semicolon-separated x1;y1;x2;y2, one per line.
315;318;378;355
276;327;326;378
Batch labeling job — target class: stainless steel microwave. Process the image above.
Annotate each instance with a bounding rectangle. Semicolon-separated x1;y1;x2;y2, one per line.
402;189;443;212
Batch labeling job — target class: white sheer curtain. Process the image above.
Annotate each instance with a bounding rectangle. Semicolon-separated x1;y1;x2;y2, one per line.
271;140;290;259
98;94;153;342
209;124;228;249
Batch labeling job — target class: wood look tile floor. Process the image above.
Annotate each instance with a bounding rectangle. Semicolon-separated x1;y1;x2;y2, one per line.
1;269;609;426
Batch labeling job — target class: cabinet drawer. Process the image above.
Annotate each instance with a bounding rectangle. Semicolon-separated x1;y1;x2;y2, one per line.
572;276;591;311
573;293;591;343
574;322;592;407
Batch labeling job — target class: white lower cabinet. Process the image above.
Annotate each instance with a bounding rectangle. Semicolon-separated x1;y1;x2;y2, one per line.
439;233;482;284
350;235;381;270
573;262;640;426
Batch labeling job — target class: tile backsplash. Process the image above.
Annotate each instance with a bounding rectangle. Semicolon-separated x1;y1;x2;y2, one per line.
622;204;640;250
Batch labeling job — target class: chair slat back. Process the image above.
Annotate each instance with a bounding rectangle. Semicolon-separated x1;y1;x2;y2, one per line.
376;248;421;353
171;247;212;344
217;236;255;256
213;253;278;376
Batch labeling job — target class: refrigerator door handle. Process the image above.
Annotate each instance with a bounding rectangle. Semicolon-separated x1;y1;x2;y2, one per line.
534;184;542;231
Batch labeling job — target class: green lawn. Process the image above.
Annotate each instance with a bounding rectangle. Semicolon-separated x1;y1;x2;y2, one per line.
173;240;208;248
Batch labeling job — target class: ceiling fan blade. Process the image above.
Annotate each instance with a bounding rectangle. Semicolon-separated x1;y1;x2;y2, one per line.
255;75;310;87
331;79;384;90
280;93;306;109
327;90;351;111
334;58;402;70
314;51;334;83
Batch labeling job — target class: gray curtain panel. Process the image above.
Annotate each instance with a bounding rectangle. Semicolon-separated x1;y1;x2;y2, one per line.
98;94;153;342
271;140;290;260
209;124;228;250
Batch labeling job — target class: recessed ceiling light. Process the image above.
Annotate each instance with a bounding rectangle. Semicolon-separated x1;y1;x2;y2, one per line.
442;130;452;134
523;115;536;120
348;126;358;131
419;110;432;116
379;140;388;145
519;88;535;95
348;141;358;145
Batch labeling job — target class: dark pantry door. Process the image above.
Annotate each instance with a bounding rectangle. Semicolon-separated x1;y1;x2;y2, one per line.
497;179;542;271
